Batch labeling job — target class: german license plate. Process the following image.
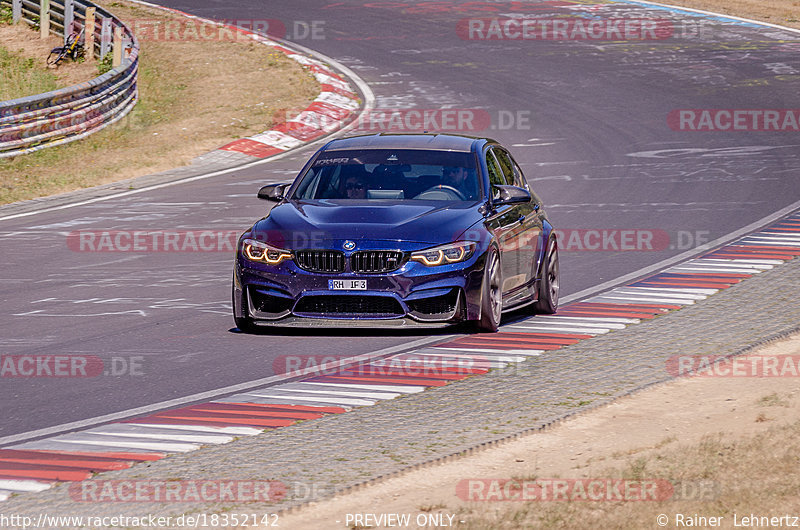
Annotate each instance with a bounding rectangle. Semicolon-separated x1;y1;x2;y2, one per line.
328;279;367;290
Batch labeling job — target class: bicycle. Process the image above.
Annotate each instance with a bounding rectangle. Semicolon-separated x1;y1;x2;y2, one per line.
47;26;85;66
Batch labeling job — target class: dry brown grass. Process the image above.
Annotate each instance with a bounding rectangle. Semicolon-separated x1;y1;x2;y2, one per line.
455;417;800;529
0;22;99;99
0;0;318;205
664;0;800;30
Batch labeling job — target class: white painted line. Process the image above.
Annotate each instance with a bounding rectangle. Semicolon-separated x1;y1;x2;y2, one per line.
618;0;800;35
692;260;773;270
701;258;784;265
287;54;325;67
248;130;303;150
560;197;800;305
270;384;400;400
289;111;340;133
740;237;800;245
315;91;360;110
0;480;52;493
432;347;545;357
610;290;707;300
746;234;800;241
0;32;376;225
313;72;351;90
590;296;695;305
530;315;640;324
213;395;353;411
300;382;426;394
503;324;609;334
621;286;719;295
518;318;625;329
84;430;233;445
48;438;200;453
739;239;800;247
669;266;759;274
420;351;526;362
505;322;607;332
385;354;506;369
239;392;376;407
126;423;262;436
0;335;435;447
370;358;495;368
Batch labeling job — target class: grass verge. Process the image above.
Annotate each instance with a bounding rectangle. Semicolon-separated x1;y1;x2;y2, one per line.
457;415;800;529
654;0;800;30
0;0;318;205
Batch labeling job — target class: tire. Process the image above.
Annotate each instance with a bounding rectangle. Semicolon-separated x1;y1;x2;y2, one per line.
534;236;559;314
47;47;67;66
234;315;257;333
473;247;502;332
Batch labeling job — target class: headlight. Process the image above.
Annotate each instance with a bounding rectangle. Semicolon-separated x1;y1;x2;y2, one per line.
242;238;292;265
411;241;476;266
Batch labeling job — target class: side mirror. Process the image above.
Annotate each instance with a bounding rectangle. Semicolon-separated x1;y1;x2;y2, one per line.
492;185;531;206
257;183;290;202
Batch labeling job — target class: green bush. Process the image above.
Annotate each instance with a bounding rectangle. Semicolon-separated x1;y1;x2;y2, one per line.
97;51;113;74
0;5;14;25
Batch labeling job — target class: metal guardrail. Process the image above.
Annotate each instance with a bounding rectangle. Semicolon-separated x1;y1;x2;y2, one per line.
0;0;138;158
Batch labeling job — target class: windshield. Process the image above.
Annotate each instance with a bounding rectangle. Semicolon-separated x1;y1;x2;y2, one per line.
292;149;480;201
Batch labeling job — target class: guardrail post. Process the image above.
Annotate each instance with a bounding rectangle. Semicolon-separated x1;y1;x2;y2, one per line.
100;17;111;58
85;6;96;59
39;0;50;39
112;26;123;67
12;0;21;24
63;0;74;44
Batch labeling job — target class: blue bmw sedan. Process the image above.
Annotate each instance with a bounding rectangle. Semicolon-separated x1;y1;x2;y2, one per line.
232;133;559;332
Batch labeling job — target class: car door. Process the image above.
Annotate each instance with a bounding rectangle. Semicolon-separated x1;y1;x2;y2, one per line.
483;147;523;299
499;148;545;292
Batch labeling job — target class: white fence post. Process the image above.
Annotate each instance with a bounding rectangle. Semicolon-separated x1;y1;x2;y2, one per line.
12;0;21;24
63;0;74;44
100;17;111;58
39;0;50;39
85;6;96;59
112;26;123;67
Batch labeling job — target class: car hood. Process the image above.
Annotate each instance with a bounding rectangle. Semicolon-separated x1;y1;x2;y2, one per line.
249;200;485;247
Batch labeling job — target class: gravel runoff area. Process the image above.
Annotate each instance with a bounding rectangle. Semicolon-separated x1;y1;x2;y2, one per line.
3;249;800;524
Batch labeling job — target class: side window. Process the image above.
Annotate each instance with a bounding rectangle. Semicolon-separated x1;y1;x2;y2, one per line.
485;150;506;189
493;148;517;187
511;159;530;191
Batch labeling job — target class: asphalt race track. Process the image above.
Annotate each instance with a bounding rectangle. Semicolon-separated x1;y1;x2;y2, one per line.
1;0;799;447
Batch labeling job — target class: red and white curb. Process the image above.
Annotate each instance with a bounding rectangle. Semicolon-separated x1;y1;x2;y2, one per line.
218;48;360;159
1;211;799;502
129;1;362;161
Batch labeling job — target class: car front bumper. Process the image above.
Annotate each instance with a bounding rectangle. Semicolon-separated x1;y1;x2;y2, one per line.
233;251;487;326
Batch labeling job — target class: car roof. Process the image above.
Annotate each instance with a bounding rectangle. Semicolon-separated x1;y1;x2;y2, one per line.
321;133;497;153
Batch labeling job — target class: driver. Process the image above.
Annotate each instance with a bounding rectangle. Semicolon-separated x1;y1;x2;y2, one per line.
442;166;476;199
345;174;367;199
